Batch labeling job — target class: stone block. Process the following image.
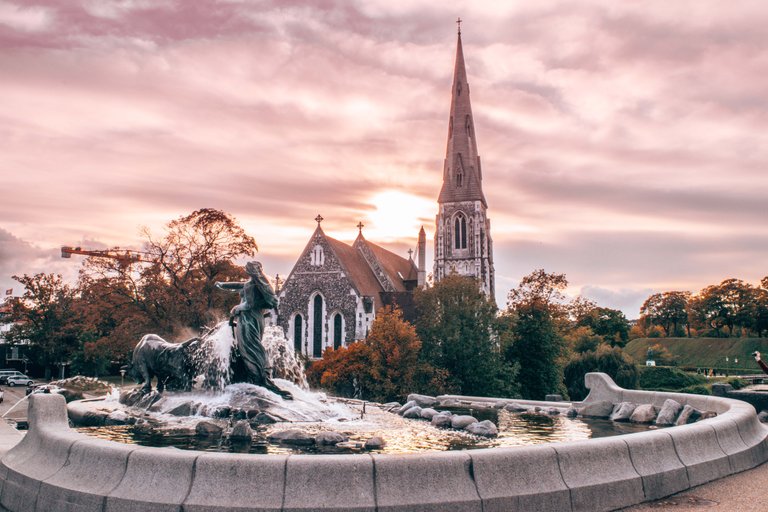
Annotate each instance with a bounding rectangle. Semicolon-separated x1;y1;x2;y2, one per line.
554;437;644;512
105;447;198;512
579;400;614;418
630;404;658;424
670;423;731;487
184;453;288;512
1;429;81;512
471;445;570;512
37;438;137;512
622;430;689;500
407;393;437;407
373;451;481;512
655;399;683;425
283;454;375;512
610;402;636;422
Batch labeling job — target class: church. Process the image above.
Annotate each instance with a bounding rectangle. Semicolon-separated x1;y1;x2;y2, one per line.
277;26;495;358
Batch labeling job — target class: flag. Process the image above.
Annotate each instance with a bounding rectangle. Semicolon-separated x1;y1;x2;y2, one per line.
5;289;11;296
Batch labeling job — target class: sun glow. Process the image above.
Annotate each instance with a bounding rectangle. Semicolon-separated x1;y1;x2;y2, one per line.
363;190;434;242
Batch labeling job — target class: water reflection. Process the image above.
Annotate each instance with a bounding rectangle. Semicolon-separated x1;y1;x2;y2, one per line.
78;405;661;455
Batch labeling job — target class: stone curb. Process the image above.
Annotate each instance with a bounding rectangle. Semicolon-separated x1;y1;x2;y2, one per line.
0;374;766;512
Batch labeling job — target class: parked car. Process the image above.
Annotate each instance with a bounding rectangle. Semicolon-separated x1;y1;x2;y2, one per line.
6;375;33;387
0;370;27;385
26;384;65;396
0;388;4;403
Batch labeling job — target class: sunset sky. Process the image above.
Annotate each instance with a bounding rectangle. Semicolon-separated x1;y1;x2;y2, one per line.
1;0;766;317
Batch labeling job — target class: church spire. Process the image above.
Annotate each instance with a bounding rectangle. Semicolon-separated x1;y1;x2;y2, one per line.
437;26;487;207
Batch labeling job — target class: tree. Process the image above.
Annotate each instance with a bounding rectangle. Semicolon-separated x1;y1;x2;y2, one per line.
563;346;638;401
639;291;690;337
576;306;629;346
690;279;756;337
504;269;568;399
5;273;81;379
142;208;258;330
415;275;519;398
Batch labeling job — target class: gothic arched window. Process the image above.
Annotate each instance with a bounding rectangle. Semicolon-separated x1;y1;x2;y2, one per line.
465;115;472;138
312;294;323;358
454;214;467;250
333;313;343;349
293;314;303;353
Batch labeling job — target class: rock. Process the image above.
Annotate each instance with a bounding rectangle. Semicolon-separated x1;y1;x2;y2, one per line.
579;400;615;418
701;411;717;420
493;401;508;409
419;408;439;420
451;415;478;429
676;405;703;425
381;402;401;412
252;412;279;425
533;407;542;413
105;410;130;426
545;408;561;416
402;406;423;419
211;406;231;419
545;394;563;402
80;410;107;427
268;429;315;446
315;431;348;446
504;403;528;413
195;421;223;437
364;436;386;450
407;394;438;408
135;392;163;409
656;399;683;426
630;404;658;424
167;401;193;417
133;422;154;435
438;398;461;408
232;409;247;421
230;420;253;441
610;402;637;422
397;400;417;415
758;412;768;423
566;407;578;418
246;409;261;419
431;413;453;428
465;420;498;437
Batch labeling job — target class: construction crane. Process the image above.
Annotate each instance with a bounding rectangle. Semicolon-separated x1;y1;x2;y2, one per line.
60;246;152;265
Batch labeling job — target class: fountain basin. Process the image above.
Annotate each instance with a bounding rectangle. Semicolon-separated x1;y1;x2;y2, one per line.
1;372;767;511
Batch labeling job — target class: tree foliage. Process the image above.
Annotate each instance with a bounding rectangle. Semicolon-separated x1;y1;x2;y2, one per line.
640;291;690;337
563;345;639;401
415;275;519;398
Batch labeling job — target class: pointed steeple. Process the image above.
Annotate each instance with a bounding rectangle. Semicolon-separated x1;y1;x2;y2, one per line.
438;27;487;207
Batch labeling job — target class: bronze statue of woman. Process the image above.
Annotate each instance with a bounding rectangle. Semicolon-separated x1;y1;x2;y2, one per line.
216;261;292;400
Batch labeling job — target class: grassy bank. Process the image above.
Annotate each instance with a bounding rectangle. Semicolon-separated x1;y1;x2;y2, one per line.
625;337;768;372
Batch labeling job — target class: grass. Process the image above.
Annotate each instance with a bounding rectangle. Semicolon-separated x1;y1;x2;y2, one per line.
625;337;768;373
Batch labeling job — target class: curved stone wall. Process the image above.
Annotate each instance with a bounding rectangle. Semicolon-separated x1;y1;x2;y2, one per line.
1;373;766;512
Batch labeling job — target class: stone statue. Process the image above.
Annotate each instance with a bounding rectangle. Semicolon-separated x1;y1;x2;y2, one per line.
127;334;200;394
216;261;293;400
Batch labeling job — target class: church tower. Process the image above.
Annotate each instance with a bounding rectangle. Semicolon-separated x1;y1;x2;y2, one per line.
434;24;495;298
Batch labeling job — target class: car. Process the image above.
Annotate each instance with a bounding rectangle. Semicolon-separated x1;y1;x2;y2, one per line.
26;384;65;396
0;389;3;403
0;370;27;385
6;375;33;387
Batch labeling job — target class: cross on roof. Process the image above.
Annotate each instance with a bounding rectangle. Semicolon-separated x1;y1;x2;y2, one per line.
456;17;462;35
315;214;324;226
408;249;414;259
356;221;364;234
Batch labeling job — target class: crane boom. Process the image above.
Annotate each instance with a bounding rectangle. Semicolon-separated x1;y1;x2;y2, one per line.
60;246;151;264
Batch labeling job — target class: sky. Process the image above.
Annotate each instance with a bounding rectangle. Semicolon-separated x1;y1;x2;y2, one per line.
1;0;767;318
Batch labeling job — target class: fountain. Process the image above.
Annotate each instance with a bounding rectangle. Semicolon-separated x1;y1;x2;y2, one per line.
1;263;767;510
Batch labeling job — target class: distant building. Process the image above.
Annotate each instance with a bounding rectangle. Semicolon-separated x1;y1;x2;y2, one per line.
276;218;425;358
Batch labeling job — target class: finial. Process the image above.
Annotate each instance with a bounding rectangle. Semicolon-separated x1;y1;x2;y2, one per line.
356;221;364;235
408;249;414;259
456;17;462;35
315;214;324;226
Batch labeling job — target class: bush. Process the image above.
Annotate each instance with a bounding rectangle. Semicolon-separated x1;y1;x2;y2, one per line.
563;346;639;401
639;367;706;391
679;384;711;395
727;378;747;390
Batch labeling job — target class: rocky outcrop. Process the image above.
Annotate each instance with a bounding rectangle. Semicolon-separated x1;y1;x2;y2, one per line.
656;399;683;426
630;404;658;424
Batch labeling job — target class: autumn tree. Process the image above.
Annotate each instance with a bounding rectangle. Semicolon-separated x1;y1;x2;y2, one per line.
5;273;81;379
639;291;691;337
415;275;519;398
575;306;630;346
690;279;756;337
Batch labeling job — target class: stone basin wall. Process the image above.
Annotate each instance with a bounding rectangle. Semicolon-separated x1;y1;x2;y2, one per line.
1;372;767;512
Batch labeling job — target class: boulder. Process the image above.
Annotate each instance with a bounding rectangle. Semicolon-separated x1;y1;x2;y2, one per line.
566;407;579;418
402;406;423;419
167;401;193;417
758;411;768;423
438;398;461;408
195;421;223;437
397;400;417;415
419;408;439;420
431;413;453;428
80;410;108;427
230;420;253;441
246;409;261;419
364;436;386;450
465;420;498;437
579;400;615;418
504;402;528;413
105;410;130;426
545;408;561;416
451;415;478;429
676;405;703;426
381;402;401;412
630;404;658;424
211;406;231;419
610;402;637;422
493;401;508;409
701;411;717;420
252;412;279;425
655;399;683;426
407;394;438;408
315;431;348;446
268;429;315;446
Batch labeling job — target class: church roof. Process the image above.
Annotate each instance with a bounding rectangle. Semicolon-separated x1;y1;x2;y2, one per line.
363;239;418;290
324;235;383;299
437;31;487;207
